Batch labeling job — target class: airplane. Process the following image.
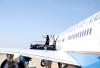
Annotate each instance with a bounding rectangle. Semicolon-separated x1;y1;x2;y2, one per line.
0;11;100;68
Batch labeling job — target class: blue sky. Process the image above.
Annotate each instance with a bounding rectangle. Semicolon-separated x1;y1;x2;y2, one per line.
0;0;100;48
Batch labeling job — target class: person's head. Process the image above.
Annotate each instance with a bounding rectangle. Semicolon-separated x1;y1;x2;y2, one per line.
47;35;49;37
7;54;14;62
46;35;49;39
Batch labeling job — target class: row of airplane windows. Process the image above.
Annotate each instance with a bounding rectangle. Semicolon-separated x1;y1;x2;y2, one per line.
67;28;92;40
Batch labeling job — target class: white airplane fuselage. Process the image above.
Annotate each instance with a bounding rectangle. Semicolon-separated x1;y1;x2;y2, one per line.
56;12;100;52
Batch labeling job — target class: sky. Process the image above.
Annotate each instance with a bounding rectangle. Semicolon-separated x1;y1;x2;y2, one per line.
0;0;100;48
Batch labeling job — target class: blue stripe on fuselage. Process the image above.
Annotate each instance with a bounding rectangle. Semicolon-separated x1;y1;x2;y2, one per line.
68;52;100;68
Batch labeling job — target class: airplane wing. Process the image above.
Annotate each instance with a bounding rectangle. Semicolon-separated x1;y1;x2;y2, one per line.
1;48;100;67
0;48;79;66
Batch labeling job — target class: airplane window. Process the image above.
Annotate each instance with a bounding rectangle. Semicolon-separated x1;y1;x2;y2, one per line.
72;34;75;39
81;31;84;37
84;30;86;36
86;29;89;35
62;38;64;42
79;31;82;37
89;28;92;35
